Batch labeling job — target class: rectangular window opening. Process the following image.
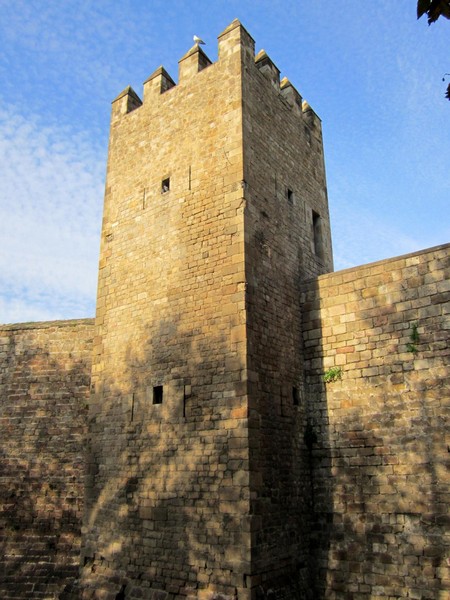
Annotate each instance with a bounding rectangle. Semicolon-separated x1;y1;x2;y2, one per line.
161;177;170;194
286;188;294;203
293;387;300;406
183;385;191;419
131;393;135;421
153;385;163;405
312;210;324;260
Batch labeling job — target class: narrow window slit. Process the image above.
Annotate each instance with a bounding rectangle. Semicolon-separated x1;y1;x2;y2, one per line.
153;385;163;404
183;385;191;418
131;393;135;421
161;177;170;193
312;210;324;260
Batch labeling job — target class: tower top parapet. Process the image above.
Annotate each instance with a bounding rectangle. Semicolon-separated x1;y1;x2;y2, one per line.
178;43;212;82
110;19;321;130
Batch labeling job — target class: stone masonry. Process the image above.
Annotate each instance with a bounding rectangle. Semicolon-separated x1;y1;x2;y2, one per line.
0;320;94;599
0;19;448;600
80;19;332;600
302;244;450;599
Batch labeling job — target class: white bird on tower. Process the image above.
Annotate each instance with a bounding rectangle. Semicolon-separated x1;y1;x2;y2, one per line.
193;35;205;45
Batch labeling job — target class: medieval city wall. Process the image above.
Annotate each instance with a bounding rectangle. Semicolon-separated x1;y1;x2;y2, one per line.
0;242;448;600
301;243;450;599
0;319;94;600
0;19;449;600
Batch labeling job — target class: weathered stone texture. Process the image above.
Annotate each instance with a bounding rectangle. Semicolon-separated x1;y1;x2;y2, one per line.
82;21;252;600
243;34;332;597
0;319;94;599
82;19;333;600
301;244;450;599
1;19;449;600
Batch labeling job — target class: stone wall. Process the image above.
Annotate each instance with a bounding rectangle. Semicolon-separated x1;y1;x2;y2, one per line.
0;319;94;599
81;19;336;599
1;19;448;600
242;37;332;597
301;244;450;599
81;21;253;600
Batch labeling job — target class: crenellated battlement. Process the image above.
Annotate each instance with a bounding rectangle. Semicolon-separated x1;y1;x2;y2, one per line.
178;43;212;82
111;19;321;132
255;48;280;89
254;48;321;132
143;66;176;100
111;85;142;117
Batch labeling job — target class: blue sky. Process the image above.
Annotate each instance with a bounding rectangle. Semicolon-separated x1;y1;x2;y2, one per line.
0;0;448;323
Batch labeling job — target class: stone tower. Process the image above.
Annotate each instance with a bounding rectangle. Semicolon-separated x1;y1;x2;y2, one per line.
81;19;332;600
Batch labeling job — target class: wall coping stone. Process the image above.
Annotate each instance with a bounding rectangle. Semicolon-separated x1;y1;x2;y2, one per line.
0;318;95;331
302;242;450;285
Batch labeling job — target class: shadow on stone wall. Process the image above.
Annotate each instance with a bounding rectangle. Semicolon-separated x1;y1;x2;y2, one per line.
308;390;448;598
79;317;248;599
302;253;449;599
0;330;91;600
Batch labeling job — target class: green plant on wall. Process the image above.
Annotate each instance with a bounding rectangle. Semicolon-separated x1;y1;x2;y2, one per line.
323;366;343;383
406;322;420;354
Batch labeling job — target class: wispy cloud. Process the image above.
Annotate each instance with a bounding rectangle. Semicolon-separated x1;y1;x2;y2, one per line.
0;1;448;322
327;165;448;272
331;203;427;272
0;106;103;323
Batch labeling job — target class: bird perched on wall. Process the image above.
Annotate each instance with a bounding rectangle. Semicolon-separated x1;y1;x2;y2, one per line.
193;35;205;45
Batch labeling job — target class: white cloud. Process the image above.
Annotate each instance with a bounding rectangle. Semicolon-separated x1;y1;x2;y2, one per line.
0;106;104;323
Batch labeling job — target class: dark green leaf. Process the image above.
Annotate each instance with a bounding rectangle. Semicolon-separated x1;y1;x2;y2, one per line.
417;0;450;23
417;0;430;19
